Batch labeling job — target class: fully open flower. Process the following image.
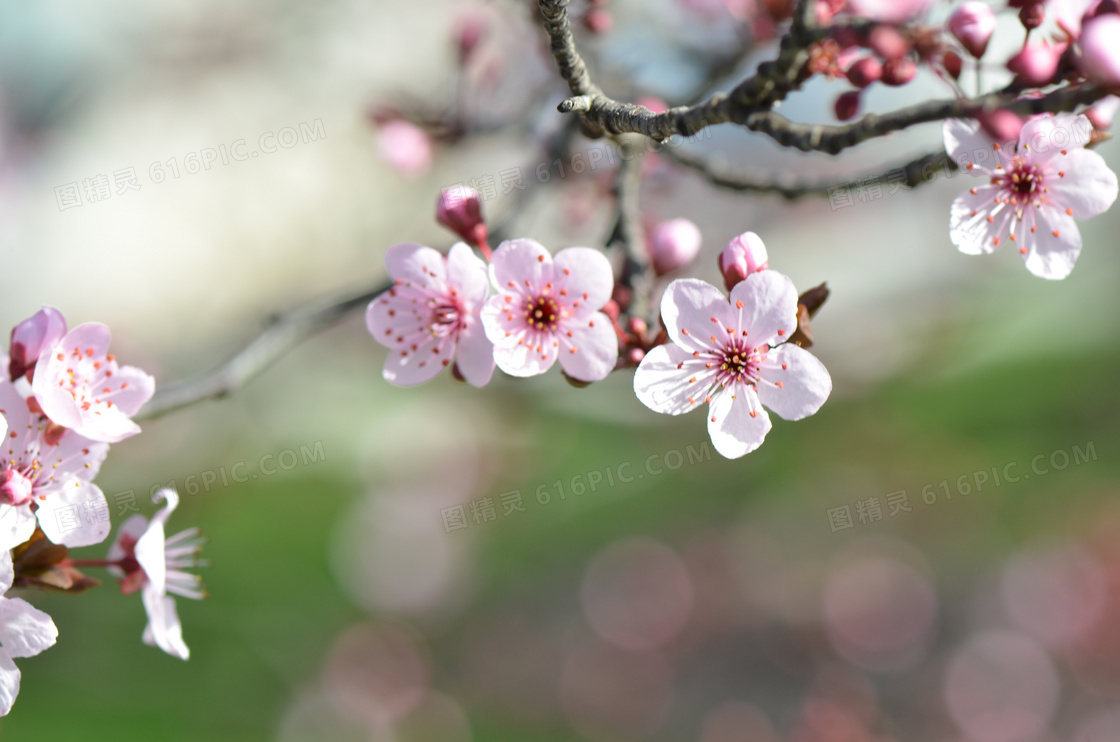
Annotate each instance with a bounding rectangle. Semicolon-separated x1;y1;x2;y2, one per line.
0;550;58;716
30;323;155;443
366;242;495;388
107;489;206;660
480;239;618;382
0;381;110;551
945;113;1118;279
634;273;831;459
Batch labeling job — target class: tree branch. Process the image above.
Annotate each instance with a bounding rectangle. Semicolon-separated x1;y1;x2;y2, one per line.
662;147;957;198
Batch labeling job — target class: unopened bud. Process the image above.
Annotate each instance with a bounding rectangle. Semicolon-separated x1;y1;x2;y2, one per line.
948;2;997;58
881;56;918;86
436;186;489;250
834;90;861;120
719;232;769;291
868;26;911;61
648;218;702;276
846;57;882;88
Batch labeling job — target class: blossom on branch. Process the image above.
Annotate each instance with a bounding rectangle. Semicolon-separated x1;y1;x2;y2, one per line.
367;242;495;388
0;381;111;551
106;488;206;660
480;239;619;382
30;322;155;443
0;550;58;716
945;113;1118;279
634;272;831;459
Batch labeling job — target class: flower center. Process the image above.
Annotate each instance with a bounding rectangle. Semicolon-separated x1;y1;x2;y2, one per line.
524;295;560;332
427;300;463;337
0;469;34;507
998;160;1044;198
717;339;763;387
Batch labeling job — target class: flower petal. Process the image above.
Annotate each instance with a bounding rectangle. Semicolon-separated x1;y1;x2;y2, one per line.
728;270;798;346
381;333;454;387
756;344;832;421
0;649;20;717
1048;147;1119;219
557;311;618;382
0;507;36;554
480;295;524;346
707;386;771;459
633;344;707;415
492;331;558;377
0;597;58;659
384;243;448;289
489;239;553;294
949;186;1003;255
445;242;491;308
1023;207;1082;280
454;318;495;388
37;480;112;548
1019;113;1094;162
140;588;190;660
660;278;734;353
553;247;614;313
0;553;10;594
943;118;999;172
101;365;155;417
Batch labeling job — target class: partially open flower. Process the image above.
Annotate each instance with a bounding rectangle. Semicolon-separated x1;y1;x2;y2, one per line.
8;307;66;383
948;2;997;59
437;186;489;253
718;232;769;291
107;489;206;660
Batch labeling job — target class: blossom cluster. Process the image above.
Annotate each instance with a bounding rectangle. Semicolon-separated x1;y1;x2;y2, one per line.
367;191;834;461
0;309;204;717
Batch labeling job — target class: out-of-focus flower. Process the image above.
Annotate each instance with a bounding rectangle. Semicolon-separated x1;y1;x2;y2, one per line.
1007;42;1066;85
377;119;433;179
648;219;702;276
0;550;58;716
1079;13;1120;85
846;0;933;24
834;90;862;120
106;488;206;660
8;306;66;383
845;57;882;88
367;243;495;388
30;322;155;443
1086;95;1120;129
945;113;1118;279
480;239;618;382
718;231;769;291
633;273;832;459
436;187;488;251
0;382;110;550
949;2;998;58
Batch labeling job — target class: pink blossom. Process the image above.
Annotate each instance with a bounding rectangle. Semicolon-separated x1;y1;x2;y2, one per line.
945;113;1118;279
480;239;618;382
0;550;58;717
377;119;433;179
0;381;110;550
366;242;495;388
633;273;831;459
107;489;206;660
949;2;997;58
846;0;933;24
648;219;702;276
30;323;155;443
8;306;66;383
718;231;769;291
1086;95;1120;128
1079;14;1120;85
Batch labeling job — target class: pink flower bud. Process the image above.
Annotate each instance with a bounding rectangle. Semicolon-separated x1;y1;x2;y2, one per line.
1086;95;1120;129
584;7;613;33
976;109;1025;142
846;57;883;88
377;119;433;179
869;26;911;60
846;0;933;24
834;90;862;120
881;56;918;86
648;218;702;276
1079;14;1120;86
627;316;648;337
1007;42;1064;86
9;306;67;382
718;232;768;291
942;50;964;80
1019;3;1046;30
626;348;646;365
0;469;33;507
948;2;997;58
436;186;488;250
